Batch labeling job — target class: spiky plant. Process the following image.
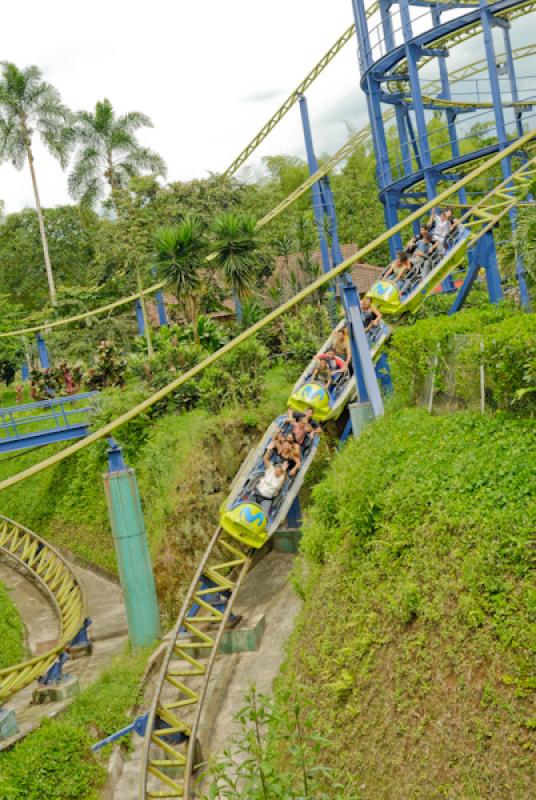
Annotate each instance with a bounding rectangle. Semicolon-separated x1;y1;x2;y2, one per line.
0;62;72;303
211;212;259;317
153;217;207;341
68;98;166;208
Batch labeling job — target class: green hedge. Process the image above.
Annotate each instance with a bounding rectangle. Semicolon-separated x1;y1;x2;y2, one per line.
0;580;25;669
388;305;536;412
0;647;150;800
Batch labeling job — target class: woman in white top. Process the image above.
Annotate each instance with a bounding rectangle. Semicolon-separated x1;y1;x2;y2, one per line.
429;208;450;251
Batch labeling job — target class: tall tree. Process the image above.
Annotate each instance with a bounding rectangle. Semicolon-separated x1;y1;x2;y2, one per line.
153;216;207;342
68;98;166;208
211;212;259;318
0;62;71;303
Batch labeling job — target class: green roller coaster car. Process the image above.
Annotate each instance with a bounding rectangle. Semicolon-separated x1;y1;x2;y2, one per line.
220;501;268;549
367;232;470;316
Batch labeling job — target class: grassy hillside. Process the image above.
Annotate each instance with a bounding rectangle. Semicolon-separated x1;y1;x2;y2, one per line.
276;409;535;799
0;579;25;669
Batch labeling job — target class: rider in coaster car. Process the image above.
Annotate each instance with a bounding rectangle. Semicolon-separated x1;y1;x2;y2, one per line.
444;208;462;244
428;207;451;252
312;350;347;392
360;296;382;335
332;327;352;369
411;231;438;278
406;225;429;255
286;408;318;448
250;461;289;513
265;433;301;476
265;430;285;464
383;251;412;289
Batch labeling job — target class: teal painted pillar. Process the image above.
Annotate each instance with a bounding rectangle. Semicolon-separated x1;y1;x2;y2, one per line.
103;438;160;647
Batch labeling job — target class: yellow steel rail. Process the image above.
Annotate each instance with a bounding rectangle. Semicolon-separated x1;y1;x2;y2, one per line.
393;0;536;77
140;527;251;799
221;0;488;179
0;281;166;340
222;24;357;179
0;128;533;496
0;515;85;703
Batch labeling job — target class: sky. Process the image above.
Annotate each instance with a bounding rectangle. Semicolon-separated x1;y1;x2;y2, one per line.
0;0;534;213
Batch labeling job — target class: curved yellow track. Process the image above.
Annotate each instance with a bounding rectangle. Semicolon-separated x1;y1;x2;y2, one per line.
0;515;85;703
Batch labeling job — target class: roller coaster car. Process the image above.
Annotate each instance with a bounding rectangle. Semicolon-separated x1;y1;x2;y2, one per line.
288;318;390;421
367;228;470;316
219;415;320;549
288;381;331;421
220;501;268;549
364;279;402;315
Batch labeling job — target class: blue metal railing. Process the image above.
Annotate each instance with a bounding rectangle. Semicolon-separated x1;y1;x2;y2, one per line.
0;392;99;453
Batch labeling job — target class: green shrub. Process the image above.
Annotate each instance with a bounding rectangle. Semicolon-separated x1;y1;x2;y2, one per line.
388;305;536;411
0;720;104;800
0;580;25;669
280;304;331;367
0;648;150;800
198;337;269;412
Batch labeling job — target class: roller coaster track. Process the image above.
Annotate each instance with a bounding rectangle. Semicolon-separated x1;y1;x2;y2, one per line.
390;0;536;78
134;135;536;800
223;1;534;180
0;515;85;703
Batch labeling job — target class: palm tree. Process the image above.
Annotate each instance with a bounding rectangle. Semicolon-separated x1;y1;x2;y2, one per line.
68;98;166;208
0;62;71;303
153;217;207;343
211;212;259;319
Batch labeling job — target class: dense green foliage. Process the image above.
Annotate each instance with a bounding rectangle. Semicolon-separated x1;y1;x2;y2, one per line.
0;580;25;669
275;409;535;798
0;647;150;800
388;304;536;412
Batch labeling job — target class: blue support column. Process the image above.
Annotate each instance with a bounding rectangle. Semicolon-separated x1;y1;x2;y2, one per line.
320;175;344;266
449;232;503;314
399;0;436;201
341;284;384;417
430;4;467;208
298;94;336;320
375;351;393;395
35;333;49;369
21;363;29;381
501;24;524;138
135;299;145;336
151;268;168;327
103;438;160;648
286;496;302;530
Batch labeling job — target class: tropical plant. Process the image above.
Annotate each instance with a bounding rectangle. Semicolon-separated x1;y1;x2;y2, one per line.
0;62;72;303
153;217;207;341
68;98;166;208
211;212;259;317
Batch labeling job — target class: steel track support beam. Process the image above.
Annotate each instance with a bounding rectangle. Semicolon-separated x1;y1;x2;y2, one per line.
298;95;337;323
135;299;145;336
353;0;402;258
35;332;50;370
449;230;503;313
479;0;530;307
342;284;384;417
399;0;436;201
